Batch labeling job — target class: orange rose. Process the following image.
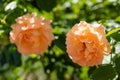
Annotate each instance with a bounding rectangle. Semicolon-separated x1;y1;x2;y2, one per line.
66;21;111;66
10;14;54;54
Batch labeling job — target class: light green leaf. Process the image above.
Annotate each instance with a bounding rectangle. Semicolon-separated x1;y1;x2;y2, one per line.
106;28;120;37
115;16;120;22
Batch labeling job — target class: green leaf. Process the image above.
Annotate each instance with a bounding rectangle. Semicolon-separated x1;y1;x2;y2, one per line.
114;54;120;74
115;16;120;22
106;28;120;37
26;3;40;15
12;51;21;66
91;65;116;80
53;26;62;34
36;0;57;12
54;34;66;51
111;31;120;41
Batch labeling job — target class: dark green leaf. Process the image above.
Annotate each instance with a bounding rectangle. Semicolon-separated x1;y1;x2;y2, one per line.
54;34;66;51
91;65;116;80
114;54;120;74
36;0;57;12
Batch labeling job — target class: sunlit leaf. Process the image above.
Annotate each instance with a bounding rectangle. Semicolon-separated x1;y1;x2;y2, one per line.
115;16;120;22
5;1;17;11
106;28;120;37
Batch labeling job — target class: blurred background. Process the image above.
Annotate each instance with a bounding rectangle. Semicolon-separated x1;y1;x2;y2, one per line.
0;0;120;80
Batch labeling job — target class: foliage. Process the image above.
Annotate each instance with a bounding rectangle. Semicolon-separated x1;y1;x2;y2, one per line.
0;0;120;80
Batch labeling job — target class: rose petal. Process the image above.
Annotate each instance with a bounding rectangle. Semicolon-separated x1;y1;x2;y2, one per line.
9;13;54;54
66;21;111;66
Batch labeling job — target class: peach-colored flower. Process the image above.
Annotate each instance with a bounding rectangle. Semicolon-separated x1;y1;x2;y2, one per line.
66;21;111;66
10;13;54;54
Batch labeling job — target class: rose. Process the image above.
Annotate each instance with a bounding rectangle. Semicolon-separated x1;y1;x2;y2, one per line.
10;14;54;54
66;21;111;66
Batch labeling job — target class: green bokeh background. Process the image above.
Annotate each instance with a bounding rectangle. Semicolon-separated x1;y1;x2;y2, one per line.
0;0;120;80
